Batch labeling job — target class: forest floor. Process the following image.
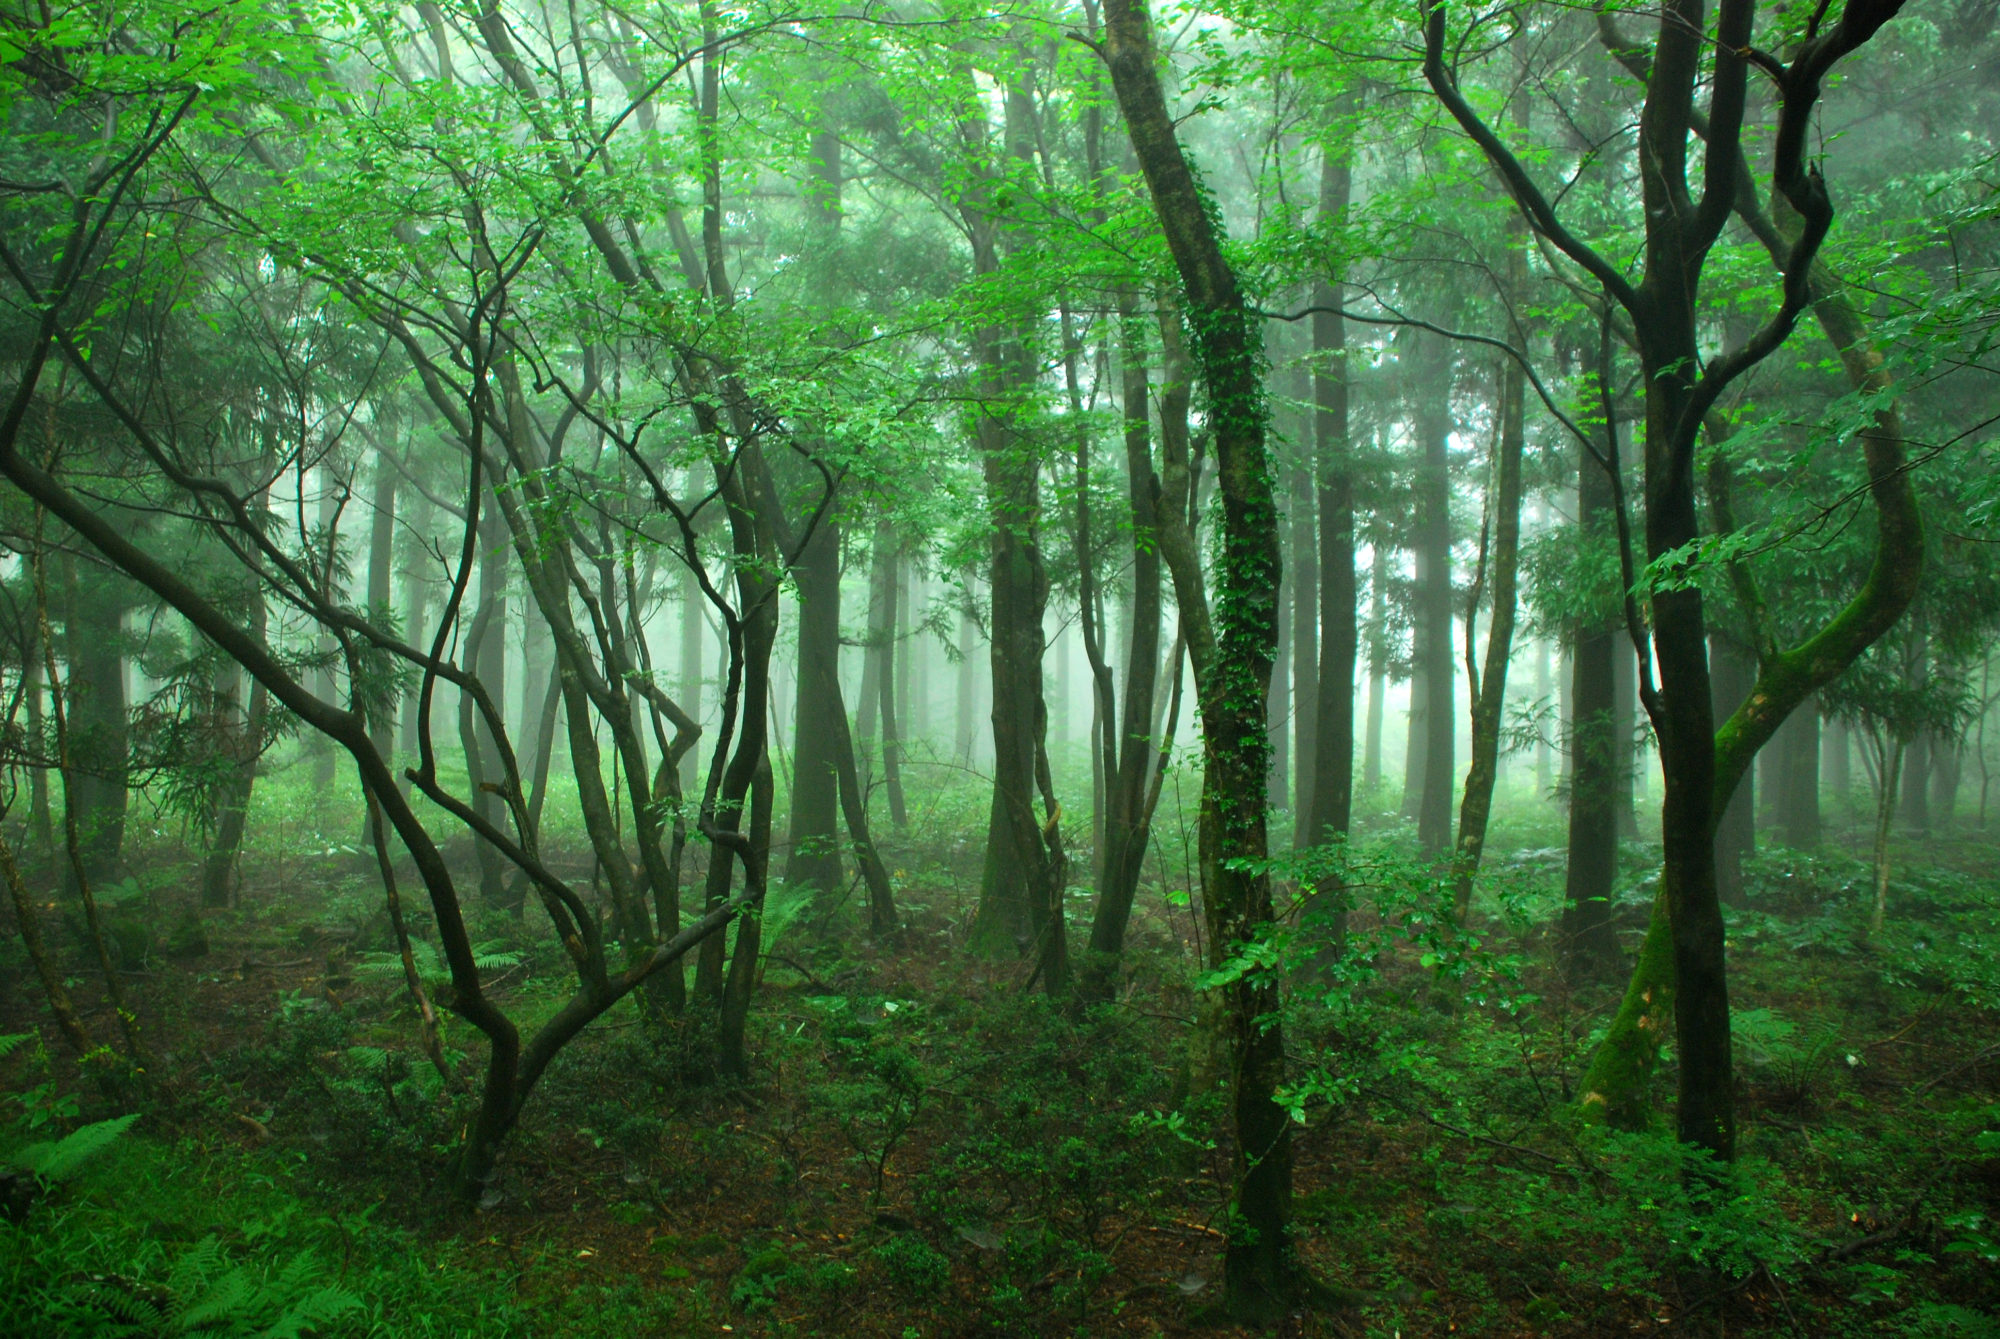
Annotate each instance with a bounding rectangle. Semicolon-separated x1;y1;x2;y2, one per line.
2;782;1998;1337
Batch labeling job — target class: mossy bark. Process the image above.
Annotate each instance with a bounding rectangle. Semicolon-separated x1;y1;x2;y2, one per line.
1577;888;1676;1130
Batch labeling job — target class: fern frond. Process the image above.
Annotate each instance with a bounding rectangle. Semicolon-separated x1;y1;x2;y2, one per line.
15;1113;137;1181
0;1032;32;1060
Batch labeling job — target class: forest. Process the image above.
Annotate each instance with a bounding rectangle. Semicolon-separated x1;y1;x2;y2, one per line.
0;0;1997;1334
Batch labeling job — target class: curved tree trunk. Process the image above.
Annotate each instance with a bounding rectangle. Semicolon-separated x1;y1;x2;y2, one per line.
1102;0;1293;1310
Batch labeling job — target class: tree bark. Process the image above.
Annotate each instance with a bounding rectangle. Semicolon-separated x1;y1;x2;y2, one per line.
1452;340;1527;918
1081;294;1167;1001
1710;636;1756;906
1102;0;1294;1310
1363;544;1387;794
1300;139;1356;948
963;73;1066;989
1561;395;1619;973
59;555;128;890
1413;330;1456;855
785;511;846;898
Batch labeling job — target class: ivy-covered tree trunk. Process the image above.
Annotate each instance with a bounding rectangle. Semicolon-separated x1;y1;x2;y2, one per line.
1102;0;1294;1312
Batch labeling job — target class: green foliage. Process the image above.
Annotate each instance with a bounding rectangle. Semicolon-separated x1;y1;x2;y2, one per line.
869;1233;949;1295
40;1236;359;1338
12;1114;138;1184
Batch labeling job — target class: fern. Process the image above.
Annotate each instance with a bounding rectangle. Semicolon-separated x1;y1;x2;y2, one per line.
15;1113;137;1182
759;881;816;960
356;938;520;984
156;1236;361;1337
0;1032;32;1061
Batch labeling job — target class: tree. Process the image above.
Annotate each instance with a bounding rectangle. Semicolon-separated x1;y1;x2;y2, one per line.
1424;0;1925;1157
1099;0;1295;1311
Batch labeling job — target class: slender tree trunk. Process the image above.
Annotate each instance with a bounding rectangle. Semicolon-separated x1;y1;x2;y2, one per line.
3;826;96;1059
955;608;977;766
466;512;511;909
202;595;268;910
1301;140;1356;949
1414;331;1456;855
1268;497;1291;812
1452;341;1527;918
312;481;341;792
1363;545;1387;793
679;547;705;794
1614;641;1639;839
1291;383;1319;821
1402;652;1426;822
1870;735;1903;936
1562;398;1619;973
398;518;430;797
1081;295;1167;1000
366;462;398;766
965;78;1065;987
60;554;126;889
25;646;52;859
871;525;908;827
1534;636;1553;799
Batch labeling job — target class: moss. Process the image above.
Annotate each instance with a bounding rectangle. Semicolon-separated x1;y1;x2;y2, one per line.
1578;888;1674;1131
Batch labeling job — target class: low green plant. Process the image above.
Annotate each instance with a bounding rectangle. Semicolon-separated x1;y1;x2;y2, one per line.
871;1233;949;1295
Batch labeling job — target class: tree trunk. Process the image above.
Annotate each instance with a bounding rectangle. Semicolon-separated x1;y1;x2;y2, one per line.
1870;735;1903;936
1614;640;1639;839
466;512;511;909
871;525;908;827
1561;401;1619;973
964;77;1065;988
1901;730;1931;833
1102;0;1294;1309
1826;714;1851;810
1268;469;1291;812
24;647;54;860
1710;636;1756;906
1534;636;1553;799
955;608;977;766
1291;393;1319;822
311;480;341;792
1081;294;1167;1001
1301;140;1356;948
1780;700;1821;847
1931;735;1961;829
679;548;705;794
1363;544;1387;794
1452;339;1527;918
1402;656;1427;822
366;462;398;767
1414;330;1456;855
785;512;846;898
61;554;126;889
